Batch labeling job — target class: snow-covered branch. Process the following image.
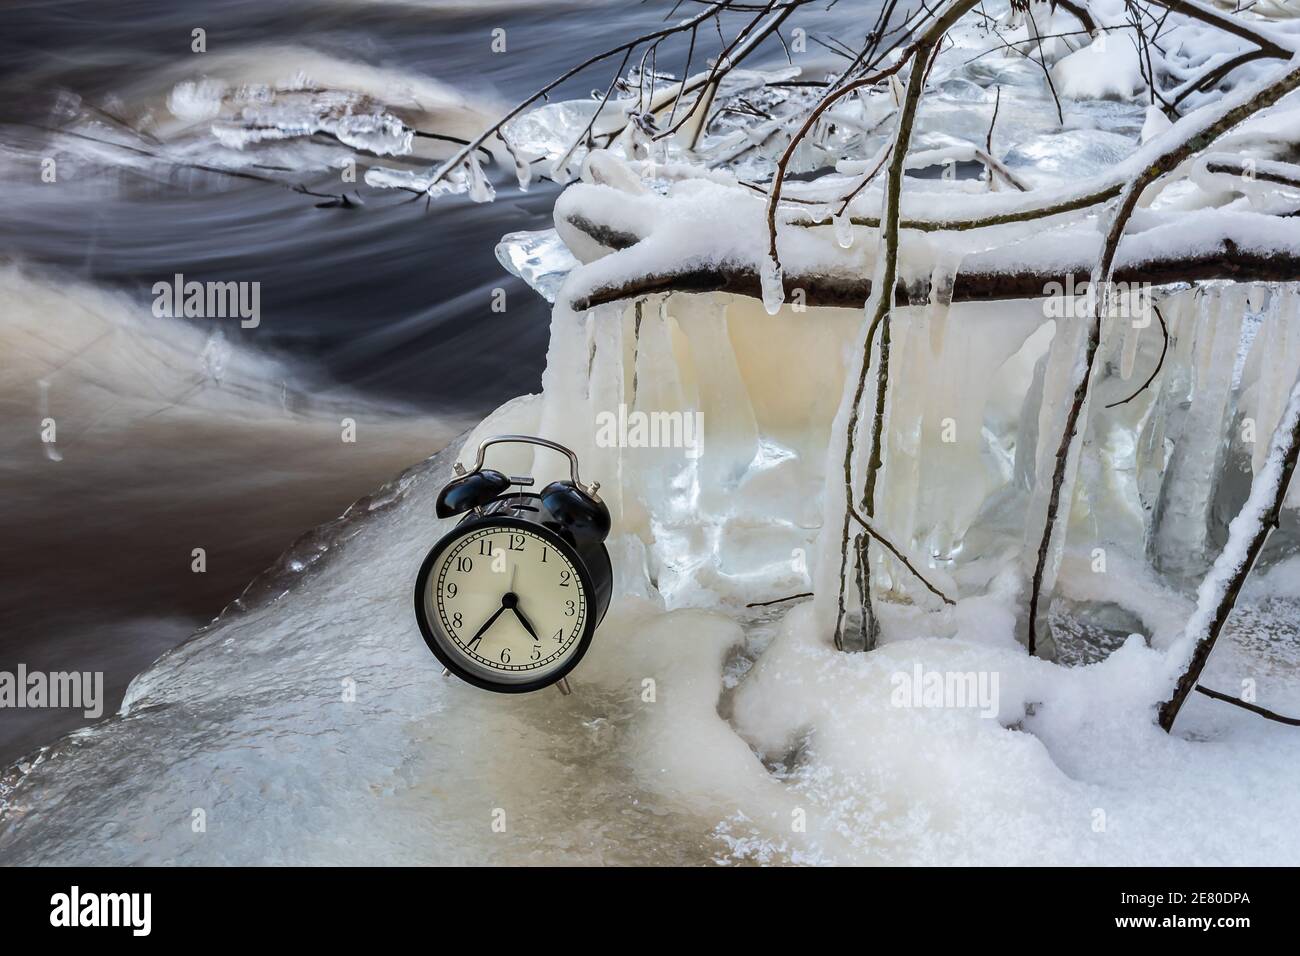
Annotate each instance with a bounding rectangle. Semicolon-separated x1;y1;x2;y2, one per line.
558;183;1300;310
1146;0;1296;59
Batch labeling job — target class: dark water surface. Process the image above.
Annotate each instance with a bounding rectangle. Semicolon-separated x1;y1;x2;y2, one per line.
0;0;864;763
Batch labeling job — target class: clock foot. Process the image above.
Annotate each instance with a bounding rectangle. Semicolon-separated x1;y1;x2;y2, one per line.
555;677;573;697
441;668;451;678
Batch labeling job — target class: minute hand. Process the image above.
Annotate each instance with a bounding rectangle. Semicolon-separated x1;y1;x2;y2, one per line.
465;604;508;650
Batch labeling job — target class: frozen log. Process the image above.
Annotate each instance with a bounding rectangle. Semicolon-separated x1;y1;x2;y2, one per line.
566;235;1300;311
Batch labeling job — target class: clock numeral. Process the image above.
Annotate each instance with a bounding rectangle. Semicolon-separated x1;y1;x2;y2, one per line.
500;648;511;664
541;547;548;563
478;539;493;556
508;534;525;551
530;645;541;661
564;600;576;617
553;629;564;643
456;556;473;572
446;582;458;598
452;612;463;629
559;570;571;587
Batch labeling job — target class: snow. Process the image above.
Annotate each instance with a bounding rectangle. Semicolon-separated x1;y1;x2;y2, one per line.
1052;36;1147;101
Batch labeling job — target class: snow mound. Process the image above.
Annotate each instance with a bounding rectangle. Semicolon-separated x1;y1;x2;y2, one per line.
1051;39;1147;101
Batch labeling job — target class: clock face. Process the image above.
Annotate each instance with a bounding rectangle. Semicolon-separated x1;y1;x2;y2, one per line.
415;520;592;691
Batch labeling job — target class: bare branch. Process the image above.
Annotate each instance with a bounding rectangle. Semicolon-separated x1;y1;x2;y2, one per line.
426;1;745;189
847;503;957;605
1194;685;1300;726
745;592;815;607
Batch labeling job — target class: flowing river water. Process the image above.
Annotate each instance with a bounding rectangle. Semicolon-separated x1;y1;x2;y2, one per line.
0;0;862;763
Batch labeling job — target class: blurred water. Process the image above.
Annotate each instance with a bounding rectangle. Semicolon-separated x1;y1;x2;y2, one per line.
0;0;864;762
0;0;864;404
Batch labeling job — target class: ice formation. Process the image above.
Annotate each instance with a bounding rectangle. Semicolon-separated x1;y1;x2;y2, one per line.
33;46;501;191
6;0;1300;865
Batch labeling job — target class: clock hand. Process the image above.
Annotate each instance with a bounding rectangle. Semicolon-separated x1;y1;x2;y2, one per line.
464;603;508;651
512;604;540;642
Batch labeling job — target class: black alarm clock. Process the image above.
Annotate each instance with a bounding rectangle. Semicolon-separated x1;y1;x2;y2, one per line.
414;434;613;694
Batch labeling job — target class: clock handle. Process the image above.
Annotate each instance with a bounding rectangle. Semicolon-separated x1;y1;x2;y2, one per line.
459;434;599;498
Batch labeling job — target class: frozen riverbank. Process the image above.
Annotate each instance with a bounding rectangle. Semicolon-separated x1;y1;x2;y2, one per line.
4;393;1300;865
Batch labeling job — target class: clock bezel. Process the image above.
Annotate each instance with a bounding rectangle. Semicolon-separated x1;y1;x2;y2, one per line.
413;514;598;694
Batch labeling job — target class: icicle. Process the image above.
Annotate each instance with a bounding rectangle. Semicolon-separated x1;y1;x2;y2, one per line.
1247;285;1268;313
926;253;961;359
586;303;627;522
464;154;495;203
1149;285;1247;578
1254;288;1300;475
805;204;835;224
833;212;854;249
888;73;905;109
675;296;760;504
760;255;784;315
1173;289;1199;369
1194;287;1221;385
511;147;532;191
1119;310;1142;381
1017;288;1096;659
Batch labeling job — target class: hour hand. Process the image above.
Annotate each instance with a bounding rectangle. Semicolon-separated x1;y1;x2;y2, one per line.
512;605;541;642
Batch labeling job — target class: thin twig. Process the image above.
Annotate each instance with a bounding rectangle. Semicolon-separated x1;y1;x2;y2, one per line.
1194;685;1300;726
427;1;742;189
985;83;1001;156
848;503;957;605
745;592;815;607
1105;303;1170;408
